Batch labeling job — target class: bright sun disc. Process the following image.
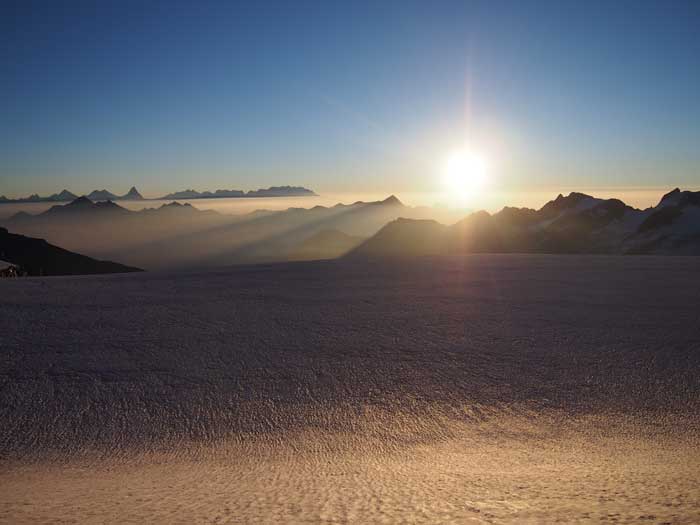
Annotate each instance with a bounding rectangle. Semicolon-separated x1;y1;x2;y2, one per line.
442;151;488;199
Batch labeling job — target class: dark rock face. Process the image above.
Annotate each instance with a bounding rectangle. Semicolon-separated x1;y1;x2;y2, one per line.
0;227;142;276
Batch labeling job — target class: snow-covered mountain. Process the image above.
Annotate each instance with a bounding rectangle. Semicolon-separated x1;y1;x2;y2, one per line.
350;189;700;257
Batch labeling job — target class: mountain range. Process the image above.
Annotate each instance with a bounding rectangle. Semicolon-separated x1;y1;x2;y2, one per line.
0;187;143;203
0;227;142;276
3;189;698;273
0;186;316;203
349;188;700;258
0;189;80;204
157;186;317;199
2;194;439;269
87;186;144;201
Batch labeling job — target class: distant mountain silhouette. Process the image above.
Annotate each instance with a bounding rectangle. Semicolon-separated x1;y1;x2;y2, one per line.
1;194;451;269
0;227;142;276
1;185;317;203
123;186;144;200
0;189;78;204
87;189;117;201
350;189;700;258
1;187;142;204
53;189;79;201
159;185;317;200
87;186;144;201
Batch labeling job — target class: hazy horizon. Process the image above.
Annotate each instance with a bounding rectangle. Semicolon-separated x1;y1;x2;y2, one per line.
2;2;699;205
1;186;697;222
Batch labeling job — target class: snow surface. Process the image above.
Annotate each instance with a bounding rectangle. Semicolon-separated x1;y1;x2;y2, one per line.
1;255;699;523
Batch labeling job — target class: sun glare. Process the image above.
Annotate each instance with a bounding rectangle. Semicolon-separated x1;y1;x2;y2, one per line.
441;150;488;203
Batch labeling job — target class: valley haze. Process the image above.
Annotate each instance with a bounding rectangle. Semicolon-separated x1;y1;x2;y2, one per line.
1;189;699;276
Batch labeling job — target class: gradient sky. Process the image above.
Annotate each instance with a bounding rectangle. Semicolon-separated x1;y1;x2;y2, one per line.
1;0;699;203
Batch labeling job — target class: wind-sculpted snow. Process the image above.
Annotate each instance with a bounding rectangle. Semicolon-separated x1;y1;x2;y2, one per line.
1;255;699;523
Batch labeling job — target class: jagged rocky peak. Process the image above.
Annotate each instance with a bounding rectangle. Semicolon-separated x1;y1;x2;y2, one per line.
656;188;700;209
554;192;594;208
125;186;144;199
537;192;600;219
661;188;681;200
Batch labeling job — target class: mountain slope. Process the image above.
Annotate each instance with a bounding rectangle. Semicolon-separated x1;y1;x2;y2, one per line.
2;197;234;265
349;219;449;258
622;189;700;254
350;189;700;258
0;227;142;276
1;195;430;269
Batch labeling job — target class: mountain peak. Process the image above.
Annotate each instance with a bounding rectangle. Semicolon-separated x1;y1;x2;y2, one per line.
125;186;144;199
567;191;595;200
655;188;700;209
55;189;77;199
540;191;596;216
160;201;192;208
658;188;681;205
69;196;94;206
87;189;118;201
380;195;403;206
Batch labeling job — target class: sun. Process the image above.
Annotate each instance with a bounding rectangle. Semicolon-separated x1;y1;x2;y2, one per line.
441;150;488;201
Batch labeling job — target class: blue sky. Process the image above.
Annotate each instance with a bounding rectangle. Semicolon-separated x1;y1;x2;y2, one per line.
1;0;699;201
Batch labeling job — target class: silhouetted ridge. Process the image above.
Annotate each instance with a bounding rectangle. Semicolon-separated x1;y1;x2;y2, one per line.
379;195;404;206
159;186;317;200
351;188;700;257
349;218;448;258
68;196;93;207
54;189;78;201
659;188;682;205
1;192;432;269
160;201;192;208
124;186;144;200
0;227;142;276
44;197;130;217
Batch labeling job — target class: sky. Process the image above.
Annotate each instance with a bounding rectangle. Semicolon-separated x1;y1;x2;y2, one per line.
1;0;699;207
